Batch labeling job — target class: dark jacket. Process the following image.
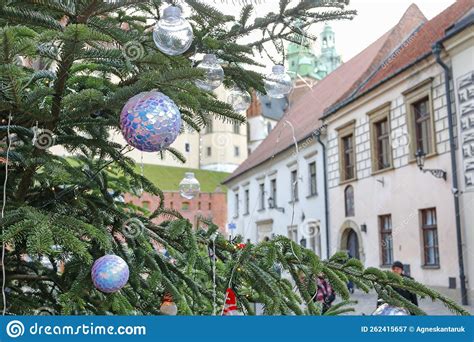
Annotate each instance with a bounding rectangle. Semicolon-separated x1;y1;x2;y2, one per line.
377;274;418;308
394;274;418;306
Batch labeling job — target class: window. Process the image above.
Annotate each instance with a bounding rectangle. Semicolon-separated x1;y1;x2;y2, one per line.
234;192;239;217
421;208;439;266
205;120;213;134
308;162;317;196
259;183;265;210
234;146;240;157
379;215;393;266
185;143;190;153
270;179;277;206
413;98;433;155
404;80;435;158
337;121;356;182
208;202;211;210
170;201;174;209
342;134;355;180
290;170;299;202
287;225;298;243
244;189;249;214
198;202;201;210
182;202;190;211
368;103;393;172
375;118;391;169
233;122;240;134
207;146;212;156
344;185;354;217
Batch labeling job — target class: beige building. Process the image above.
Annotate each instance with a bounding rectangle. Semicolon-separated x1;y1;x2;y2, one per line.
323;0;473;298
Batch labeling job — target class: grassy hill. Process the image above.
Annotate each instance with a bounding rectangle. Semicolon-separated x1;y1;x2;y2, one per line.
140;164;230;193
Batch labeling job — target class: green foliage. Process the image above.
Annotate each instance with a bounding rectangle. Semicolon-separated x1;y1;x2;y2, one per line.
0;0;468;317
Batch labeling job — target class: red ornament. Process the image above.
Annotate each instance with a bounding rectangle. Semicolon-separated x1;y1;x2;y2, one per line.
236;243;246;250
223;288;238;316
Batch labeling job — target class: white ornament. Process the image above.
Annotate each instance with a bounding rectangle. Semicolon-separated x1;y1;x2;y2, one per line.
179;172;200;199
153;6;193;56
264;65;292;98
227;87;251;112
195;54;224;91
160;299;178;316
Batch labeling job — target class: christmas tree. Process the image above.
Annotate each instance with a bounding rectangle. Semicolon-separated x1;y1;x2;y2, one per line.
0;0;469;315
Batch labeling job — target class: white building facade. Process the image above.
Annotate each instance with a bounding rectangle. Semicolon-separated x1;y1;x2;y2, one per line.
323;3;473;295
225;136;329;258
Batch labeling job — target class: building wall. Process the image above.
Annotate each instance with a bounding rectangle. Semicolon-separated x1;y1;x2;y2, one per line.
199;86;248;172
325;62;462;289
225;138;329;259
247;116;277;153
125;190;227;234
446;28;474;293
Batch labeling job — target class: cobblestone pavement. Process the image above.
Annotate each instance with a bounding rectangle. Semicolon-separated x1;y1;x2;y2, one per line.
343;289;474;315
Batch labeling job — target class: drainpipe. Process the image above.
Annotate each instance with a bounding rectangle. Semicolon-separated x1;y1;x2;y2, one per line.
433;43;468;306
316;132;330;259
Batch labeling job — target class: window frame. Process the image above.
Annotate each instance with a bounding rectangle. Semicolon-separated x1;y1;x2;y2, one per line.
420;208;440;267
308;161;317;196
379;214;393;267
258;183;265;210
233;122;240;134
243;188;249;215
270;178;277;207
233;191;239;218
344;185;355;217
368;103;393;173
337;121;356;183
234;146;240;157
287;225;298;243
290;169;299;202
206;146;212;157
403;79;437;161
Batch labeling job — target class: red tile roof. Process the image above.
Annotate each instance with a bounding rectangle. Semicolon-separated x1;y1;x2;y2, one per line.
325;0;473;116
224;4;427;184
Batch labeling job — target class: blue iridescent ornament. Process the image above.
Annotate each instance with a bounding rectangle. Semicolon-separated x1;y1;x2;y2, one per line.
120;91;182;152
91;255;129;293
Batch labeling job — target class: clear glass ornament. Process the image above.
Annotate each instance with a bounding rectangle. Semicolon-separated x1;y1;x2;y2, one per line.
153;6;193;56
227;87;251;112
195;54;224;91
264;65;292;99
179;172;200;199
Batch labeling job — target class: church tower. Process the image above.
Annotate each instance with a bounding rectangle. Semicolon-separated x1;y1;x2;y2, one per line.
317;23;342;77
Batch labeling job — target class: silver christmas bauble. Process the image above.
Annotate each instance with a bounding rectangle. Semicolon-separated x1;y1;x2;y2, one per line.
228;88;251;112
153;6;193;56
179;172;200;199
195;54;224;91
264;65;292;99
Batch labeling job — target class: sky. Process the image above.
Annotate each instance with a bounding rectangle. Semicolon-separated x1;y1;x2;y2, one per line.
217;0;456;66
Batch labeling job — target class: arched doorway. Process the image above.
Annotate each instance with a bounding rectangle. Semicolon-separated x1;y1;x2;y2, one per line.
339;220;364;262
346;229;359;259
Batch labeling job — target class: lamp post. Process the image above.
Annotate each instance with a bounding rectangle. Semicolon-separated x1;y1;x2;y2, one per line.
415;149;447;180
